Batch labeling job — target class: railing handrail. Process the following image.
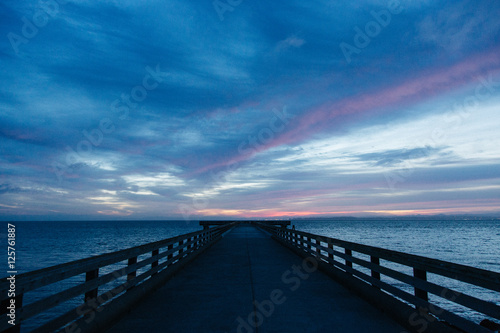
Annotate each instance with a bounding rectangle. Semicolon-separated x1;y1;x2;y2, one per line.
0;227;222;296
254;223;500;290
253;222;500;333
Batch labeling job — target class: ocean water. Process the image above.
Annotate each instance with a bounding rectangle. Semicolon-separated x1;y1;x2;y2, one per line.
2;218;499;331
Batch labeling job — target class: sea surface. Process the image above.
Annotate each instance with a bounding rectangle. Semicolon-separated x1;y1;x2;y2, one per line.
2;218;499;331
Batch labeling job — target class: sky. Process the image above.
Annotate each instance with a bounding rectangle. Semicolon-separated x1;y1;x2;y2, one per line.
1;0;500;220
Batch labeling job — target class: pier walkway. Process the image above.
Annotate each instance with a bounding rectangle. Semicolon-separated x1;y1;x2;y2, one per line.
106;225;405;333
2;220;499;333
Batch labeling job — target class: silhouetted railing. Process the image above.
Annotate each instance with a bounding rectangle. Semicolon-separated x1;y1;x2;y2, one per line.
0;223;236;333
254;222;500;333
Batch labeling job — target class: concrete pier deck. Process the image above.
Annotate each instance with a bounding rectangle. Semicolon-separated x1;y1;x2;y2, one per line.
106;225;406;333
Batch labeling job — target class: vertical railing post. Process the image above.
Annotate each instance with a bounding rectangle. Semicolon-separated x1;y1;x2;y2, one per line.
328;242;334;263
315;239;321;258
413;268;428;307
85;268;99;301
370;256;380;288
167;244;173;263
127;257;137;290
345;248;352;274
307;237;311;251
179;239;184;257
152;249;159;275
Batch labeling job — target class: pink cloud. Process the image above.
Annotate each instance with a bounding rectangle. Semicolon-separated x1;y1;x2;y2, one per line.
268;48;500;148
193;48;500;175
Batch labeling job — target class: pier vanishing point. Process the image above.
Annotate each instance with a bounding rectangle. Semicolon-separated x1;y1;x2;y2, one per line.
1;221;500;333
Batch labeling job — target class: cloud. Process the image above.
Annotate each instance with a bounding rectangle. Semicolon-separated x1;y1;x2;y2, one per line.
416;0;500;54
275;36;306;52
356;147;446;167
0;184;22;195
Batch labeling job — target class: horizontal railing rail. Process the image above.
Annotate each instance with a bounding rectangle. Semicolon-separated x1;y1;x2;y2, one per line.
254;222;500;333
0;223;236;333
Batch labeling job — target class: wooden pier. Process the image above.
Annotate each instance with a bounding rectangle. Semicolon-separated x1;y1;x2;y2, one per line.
1;221;499;333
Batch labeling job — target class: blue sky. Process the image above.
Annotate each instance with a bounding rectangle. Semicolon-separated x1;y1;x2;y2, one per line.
1;0;500;220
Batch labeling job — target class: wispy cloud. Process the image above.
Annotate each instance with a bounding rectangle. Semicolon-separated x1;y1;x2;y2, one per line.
275;36;305;52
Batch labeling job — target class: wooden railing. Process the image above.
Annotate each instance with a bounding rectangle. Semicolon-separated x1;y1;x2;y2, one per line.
254;222;500;333
0;223;235;333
